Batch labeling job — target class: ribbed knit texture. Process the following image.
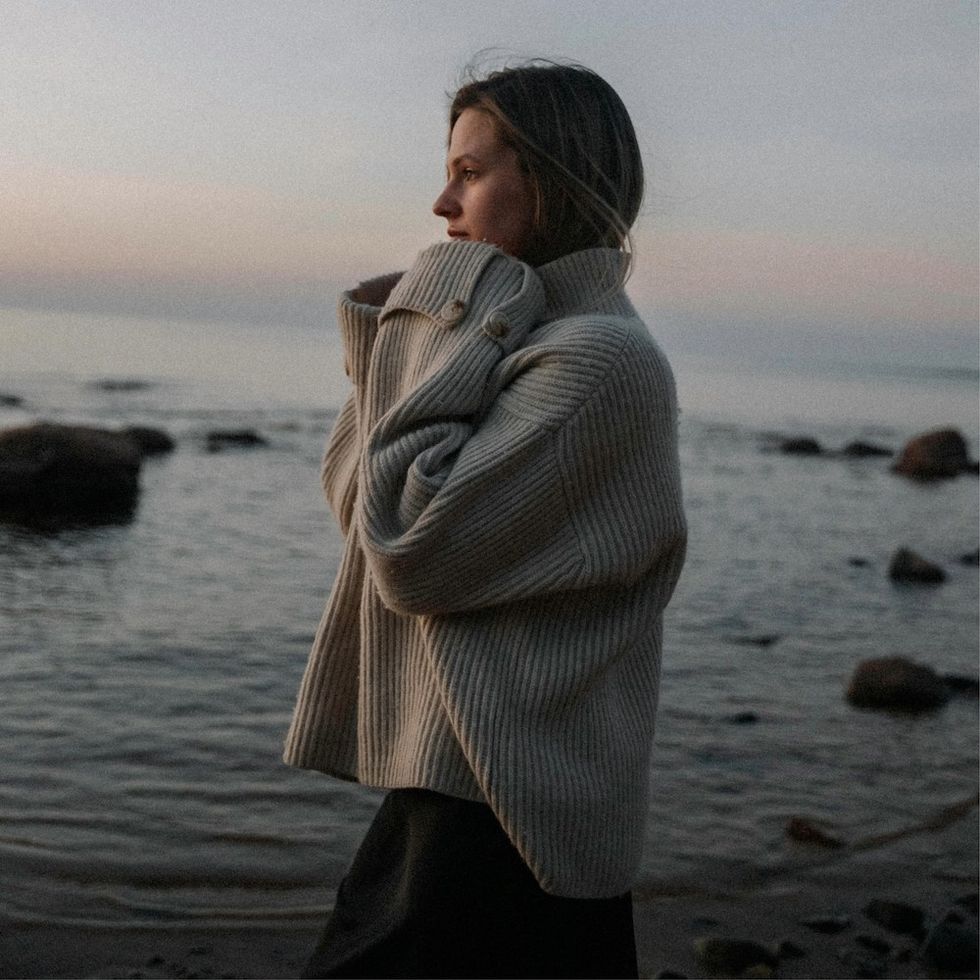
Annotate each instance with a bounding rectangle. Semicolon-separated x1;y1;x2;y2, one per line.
284;240;687;898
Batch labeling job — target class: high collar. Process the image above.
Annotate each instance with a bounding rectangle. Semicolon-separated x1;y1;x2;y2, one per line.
535;248;635;320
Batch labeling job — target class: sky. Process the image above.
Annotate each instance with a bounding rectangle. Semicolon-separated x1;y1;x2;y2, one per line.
1;0;977;363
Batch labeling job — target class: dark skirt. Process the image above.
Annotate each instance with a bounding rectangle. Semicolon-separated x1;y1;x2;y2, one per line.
301;788;638;980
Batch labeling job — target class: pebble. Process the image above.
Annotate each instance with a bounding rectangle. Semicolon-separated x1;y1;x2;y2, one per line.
855;933;891;954
800;913;851;934
693;937;777;974
837;948;888;978
775;939;806;959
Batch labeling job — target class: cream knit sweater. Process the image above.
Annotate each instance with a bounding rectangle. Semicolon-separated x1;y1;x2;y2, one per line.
284;241;686;898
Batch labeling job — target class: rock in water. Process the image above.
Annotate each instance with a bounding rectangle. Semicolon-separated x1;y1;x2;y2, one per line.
943;674;980;697
779;436;823;455
888;547;946;583
846;657;950;713
800;914;851;934
892;428;971;478
206;429;268;452
0;422;142;525
123;426;176;457
842;440;892;457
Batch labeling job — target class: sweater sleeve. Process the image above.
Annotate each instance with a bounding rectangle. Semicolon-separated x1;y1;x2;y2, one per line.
357;240;686;616
320;272;401;536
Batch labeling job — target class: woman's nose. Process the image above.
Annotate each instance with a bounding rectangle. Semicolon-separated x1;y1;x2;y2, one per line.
432;184;459;218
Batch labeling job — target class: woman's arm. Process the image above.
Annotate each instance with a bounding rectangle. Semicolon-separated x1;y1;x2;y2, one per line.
357;240;686;616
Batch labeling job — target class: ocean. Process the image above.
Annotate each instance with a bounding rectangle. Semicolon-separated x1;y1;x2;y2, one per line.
1;308;977;928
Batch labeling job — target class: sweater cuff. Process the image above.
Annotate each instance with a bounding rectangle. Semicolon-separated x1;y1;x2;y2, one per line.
337;271;403;384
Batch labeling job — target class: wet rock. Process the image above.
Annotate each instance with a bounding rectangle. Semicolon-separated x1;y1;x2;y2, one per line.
693;937;777;975
780;436;823;455
690;915;722;930
846;657;949;713
842;440;892;457
206;429;268;452
0;392;24;407
90;378;154;392
730;634;781;647
836;948;887;978
801;913;851;934
888;547;946;583
123;426;176;457
728;711;760;724
960;548;980;566
923;918;979;972
954;893;979;916
892;427;973;478
786;816;844;848
775;939;806;959
944;674;980;697
0;422;142;526
855;934;891;955
863;899;925;935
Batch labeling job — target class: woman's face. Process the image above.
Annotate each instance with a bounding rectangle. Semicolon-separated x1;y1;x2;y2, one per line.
432;108;535;260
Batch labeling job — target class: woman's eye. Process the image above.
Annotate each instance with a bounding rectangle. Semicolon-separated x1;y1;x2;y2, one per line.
462;169;478;181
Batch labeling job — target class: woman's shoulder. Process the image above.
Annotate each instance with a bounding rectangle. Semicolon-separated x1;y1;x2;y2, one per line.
530;308;672;382
487;309;675;430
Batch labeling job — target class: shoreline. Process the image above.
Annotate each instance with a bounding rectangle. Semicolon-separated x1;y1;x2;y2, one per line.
3;837;976;980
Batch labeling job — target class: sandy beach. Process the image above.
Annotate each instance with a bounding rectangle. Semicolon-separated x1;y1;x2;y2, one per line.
2;807;976;980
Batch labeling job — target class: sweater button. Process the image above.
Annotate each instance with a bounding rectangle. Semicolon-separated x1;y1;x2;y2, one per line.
440;299;466;326
485;312;510;339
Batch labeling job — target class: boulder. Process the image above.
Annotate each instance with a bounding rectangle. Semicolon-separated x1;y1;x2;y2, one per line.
123;426;176;457
846;657;950;713
888;547;945;583
892;428;972;478
0;422;142;525
779;437;823;455
206;429;268;452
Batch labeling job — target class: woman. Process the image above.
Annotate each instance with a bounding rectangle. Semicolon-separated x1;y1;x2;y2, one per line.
285;60;687;979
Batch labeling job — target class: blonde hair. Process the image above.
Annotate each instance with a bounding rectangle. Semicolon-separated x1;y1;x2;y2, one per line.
450;60;644;272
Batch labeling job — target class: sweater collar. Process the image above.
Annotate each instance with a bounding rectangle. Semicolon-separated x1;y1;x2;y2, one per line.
535;248;635;320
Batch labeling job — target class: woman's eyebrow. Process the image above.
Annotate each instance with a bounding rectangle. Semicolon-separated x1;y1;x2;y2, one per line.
446;152;485;173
